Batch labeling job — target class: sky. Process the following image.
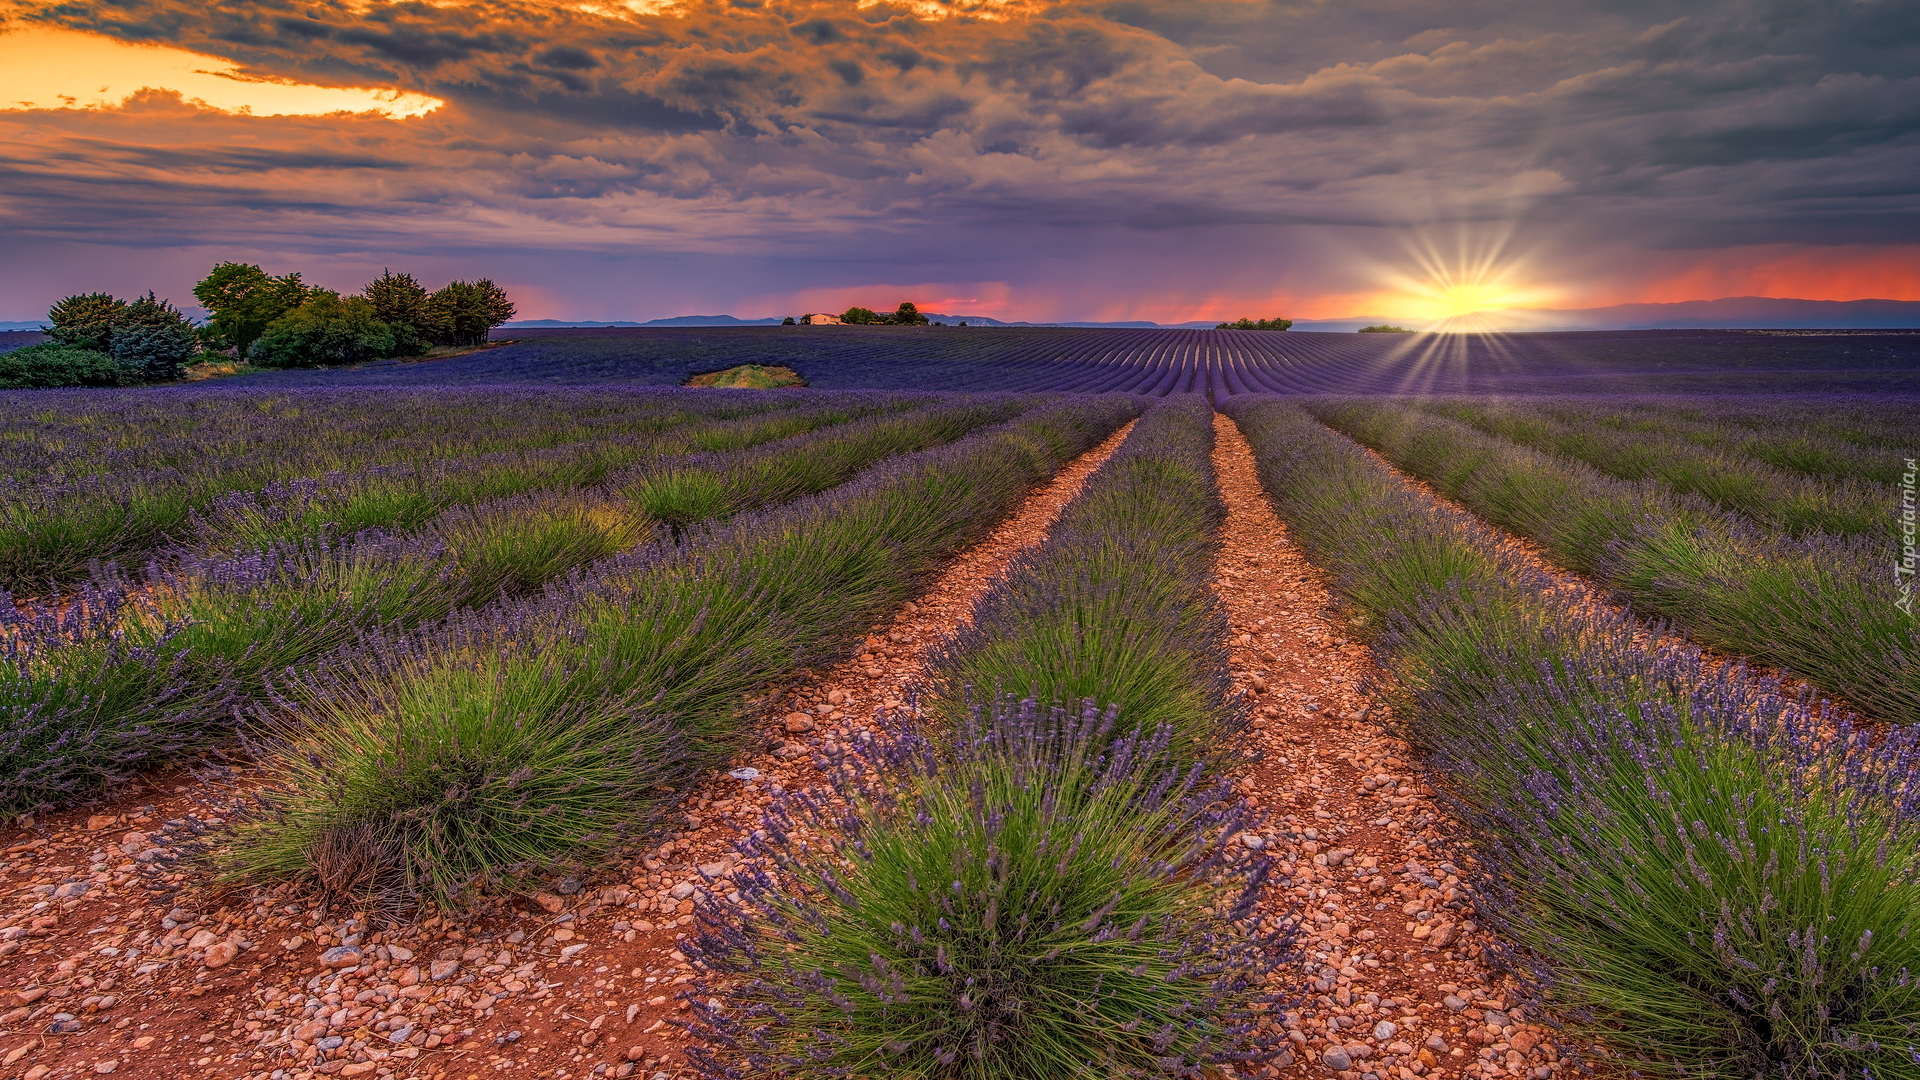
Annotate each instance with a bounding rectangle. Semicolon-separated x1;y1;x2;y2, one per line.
0;0;1916;326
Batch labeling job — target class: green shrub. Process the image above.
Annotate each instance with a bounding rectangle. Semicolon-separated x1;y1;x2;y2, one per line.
193;262;310;360
251;291;399;367
0;344;134;388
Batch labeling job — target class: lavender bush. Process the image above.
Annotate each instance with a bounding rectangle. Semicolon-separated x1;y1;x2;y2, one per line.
184;397;883;554
921;396;1242;767
1390;585;1920;1078
683;699;1288;1079
0;386;847;590
0;581;223;815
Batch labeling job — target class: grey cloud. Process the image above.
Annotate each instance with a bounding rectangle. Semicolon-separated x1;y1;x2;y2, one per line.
0;0;1915;321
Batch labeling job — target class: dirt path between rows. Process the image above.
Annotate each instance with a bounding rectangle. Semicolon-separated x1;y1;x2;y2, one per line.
0;421;1136;1080
1211;415;1568;1080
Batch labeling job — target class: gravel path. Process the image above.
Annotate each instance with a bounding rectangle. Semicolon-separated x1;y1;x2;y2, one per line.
0;421;1136;1080
1211;415;1567;1080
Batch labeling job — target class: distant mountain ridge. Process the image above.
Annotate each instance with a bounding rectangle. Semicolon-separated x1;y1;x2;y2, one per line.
1525;296;1920;330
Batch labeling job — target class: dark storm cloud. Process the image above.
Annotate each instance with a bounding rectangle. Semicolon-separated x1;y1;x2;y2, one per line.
0;0;1916;319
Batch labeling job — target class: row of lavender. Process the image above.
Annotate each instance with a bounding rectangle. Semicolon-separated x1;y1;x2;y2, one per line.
687;398;1295;1078
1308;400;1919;726
209;397;1140;903
1401;397;1898;537
1420;396;1915;486
0;386;892;591
1224;397;1920;1078
0;396;1033;816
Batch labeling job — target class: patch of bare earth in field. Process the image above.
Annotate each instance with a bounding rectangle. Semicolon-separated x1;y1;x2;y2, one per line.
0;422;1135;1080
1212;416;1568;1080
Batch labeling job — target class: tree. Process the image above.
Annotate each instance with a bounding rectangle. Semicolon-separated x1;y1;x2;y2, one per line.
193;263;309;360
46;293;129;352
840;306;880;325
782;316;796;326
1215;317;1293;331
361;270;434;355
890;301;929;326
1357;324;1413;333
426;279;516;346
110;293;200;381
250;291;398;368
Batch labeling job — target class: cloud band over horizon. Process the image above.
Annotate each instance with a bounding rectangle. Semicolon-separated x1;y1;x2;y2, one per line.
0;0;1915;324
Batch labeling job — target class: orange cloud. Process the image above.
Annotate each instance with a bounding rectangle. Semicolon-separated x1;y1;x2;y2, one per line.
0;26;440;117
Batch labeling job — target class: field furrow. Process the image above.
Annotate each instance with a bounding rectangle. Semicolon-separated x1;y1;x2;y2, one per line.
1209;415;1565;1080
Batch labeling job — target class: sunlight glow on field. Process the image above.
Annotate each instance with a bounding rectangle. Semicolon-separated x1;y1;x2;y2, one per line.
0;27;442;118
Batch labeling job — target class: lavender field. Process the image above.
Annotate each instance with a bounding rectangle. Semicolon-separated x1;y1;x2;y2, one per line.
1;342;1916;1080
234;325;1920;396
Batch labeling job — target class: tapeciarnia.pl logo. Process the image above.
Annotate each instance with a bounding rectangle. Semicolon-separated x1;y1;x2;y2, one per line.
1900;457;1916;617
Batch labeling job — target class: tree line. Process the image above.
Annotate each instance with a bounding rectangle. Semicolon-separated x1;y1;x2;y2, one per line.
786;302;934;326
1;264;515;389
1214;317;1293;330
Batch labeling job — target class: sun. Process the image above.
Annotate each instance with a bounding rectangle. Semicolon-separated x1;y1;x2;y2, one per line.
1432;282;1510;318
1353;224;1566;330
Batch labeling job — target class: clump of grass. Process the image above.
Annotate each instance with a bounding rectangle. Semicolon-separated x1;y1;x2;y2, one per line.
182;359;257;381
686;364;806;389
685;699;1288;1080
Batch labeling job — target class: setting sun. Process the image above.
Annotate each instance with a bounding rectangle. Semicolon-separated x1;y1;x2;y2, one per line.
1348;224;1568;330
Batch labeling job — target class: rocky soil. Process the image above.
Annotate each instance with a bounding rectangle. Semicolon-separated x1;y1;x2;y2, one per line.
1211;415;1568;1080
